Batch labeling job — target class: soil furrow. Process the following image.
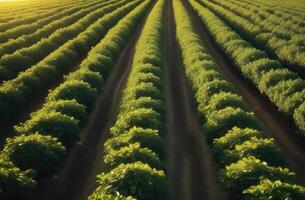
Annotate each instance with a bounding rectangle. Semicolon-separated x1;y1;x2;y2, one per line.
22;3;154;200
183;0;305;184
164;1;225;199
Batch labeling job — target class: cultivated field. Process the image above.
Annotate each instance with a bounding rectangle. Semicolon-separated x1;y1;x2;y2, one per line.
0;0;305;199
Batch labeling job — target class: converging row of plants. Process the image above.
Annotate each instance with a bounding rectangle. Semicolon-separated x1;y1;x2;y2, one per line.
198;0;305;71
175;0;305;198
0;1;151;199
0;0;110;57
0;0;142;121
190;0;305;138
89;0;169;199
0;0;128;82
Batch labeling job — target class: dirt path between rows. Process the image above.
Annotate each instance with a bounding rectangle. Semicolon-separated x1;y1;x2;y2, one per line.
183;0;305;184
164;1;226;199
23;4;153;200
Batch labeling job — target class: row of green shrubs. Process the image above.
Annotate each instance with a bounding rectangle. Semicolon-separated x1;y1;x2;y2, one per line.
0;1;151;199
175;0;305;199
213;0;305;37
0;0;141;121
0;0;75;23
235;0;305;25
0;0;78;33
0;0;110;57
0;0;99;43
0;0;130;83
198;0;305;70
192;0;305;137
90;1;169;199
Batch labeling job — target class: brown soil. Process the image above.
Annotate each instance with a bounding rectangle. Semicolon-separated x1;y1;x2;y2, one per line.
164;1;226;200
183;0;305;184
22;3;153;200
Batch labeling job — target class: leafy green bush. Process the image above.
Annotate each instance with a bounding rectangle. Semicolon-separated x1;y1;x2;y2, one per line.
66;69;104;91
241;58;280;83
259;69;298;92
126;82;162;101
294;102;305;136
219;156;297;192
196;80;236;106
3;134;66;176
203;92;248;114
104;143;162;170
229;137;285;166
243;179;305;200
47;80;98;110
203;107;260;142
93;162;168;200
121;97;164;115
0;157;36;199
83;54;113;79
15;111;79;148
105;127;164;159
42;99;87;125
212;127;261;161
89;192;136;200
111;108;162;136
134;63;161;77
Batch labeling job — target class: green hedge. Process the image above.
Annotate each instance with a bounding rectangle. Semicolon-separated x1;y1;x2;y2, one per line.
90;0;169;199
175;0;305;198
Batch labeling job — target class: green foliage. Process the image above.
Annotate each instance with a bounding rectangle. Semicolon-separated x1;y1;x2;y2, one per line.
66;69;104;91
0;157;36;199
219;156;297;192
111;108;162;136
3;134;66;176
15;111;79;148
42;99;87;125
212;127;261;162
93;162;168;200
294;102;305;136
104;143;162;170
203;107;260;142
105;127;164;159
243;179;305;200
47;80;98;110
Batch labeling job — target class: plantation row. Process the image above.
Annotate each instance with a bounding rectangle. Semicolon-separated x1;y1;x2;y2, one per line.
90;1;168;198
249;0;305;15
0;0;119;57
0;0;126;82
226;0;305;34
190;0;305;138
0;0;82;33
198;0;305;72
176;0;305;198
0;0;105;44
0;0;141;120
0;0;152;198
0;0;78;17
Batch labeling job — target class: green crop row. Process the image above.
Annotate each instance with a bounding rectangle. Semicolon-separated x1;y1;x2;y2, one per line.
0;1;151;199
0;0;101;43
0;0;81;33
0;0;141;121
198;0;305;71
0;0;108;48
90;1;169;199
219;0;305;36
174;0;305;199
190;0;305;137
0;0;128;83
